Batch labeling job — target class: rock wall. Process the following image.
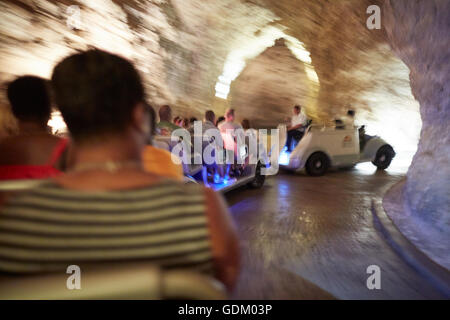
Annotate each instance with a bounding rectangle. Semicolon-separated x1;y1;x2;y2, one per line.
383;0;450;231
1;1;420;143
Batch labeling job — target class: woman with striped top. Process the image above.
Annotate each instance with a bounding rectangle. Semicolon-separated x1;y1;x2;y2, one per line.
0;49;240;290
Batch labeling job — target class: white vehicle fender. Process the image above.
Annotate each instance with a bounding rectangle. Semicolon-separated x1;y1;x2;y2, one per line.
296;147;332;169
362;137;389;161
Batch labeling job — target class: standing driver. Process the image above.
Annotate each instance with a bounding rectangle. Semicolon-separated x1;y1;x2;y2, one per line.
286;105;308;151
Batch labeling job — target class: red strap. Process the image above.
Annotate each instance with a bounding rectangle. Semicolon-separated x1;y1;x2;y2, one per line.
47;138;69;167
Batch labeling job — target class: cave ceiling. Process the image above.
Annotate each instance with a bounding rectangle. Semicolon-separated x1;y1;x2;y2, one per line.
0;0;420;149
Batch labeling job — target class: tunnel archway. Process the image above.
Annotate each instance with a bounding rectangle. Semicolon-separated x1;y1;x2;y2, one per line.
228;39;315;128
211;25;320;122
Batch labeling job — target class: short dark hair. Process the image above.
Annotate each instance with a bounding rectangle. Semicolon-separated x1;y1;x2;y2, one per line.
189;117;198;124
241;119;250;130
51;49;145;141
146;102;157;136
335;119;345;129
225;108;235;118
7;75;51;123
294;105;301;111
159;105;172;122
216;116;225;126
347;110;355;117
205;110;215;123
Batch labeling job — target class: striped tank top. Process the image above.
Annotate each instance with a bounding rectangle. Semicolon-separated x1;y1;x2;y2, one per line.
0;180;213;275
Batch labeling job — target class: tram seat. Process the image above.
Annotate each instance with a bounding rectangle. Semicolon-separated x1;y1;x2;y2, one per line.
0;179;46;192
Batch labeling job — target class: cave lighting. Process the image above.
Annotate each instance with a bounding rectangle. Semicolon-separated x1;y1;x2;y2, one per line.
278;148;291;166
47;111;68;136
215;60;246;99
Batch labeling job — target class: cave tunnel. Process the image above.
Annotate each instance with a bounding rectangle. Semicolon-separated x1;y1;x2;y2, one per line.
0;0;448;300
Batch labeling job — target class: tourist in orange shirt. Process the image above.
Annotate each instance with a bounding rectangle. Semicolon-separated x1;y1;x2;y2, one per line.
142;104;184;181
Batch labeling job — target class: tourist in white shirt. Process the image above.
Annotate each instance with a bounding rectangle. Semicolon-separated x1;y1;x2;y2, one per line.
241;119;258;140
218;108;244;154
286;105;308;151
218;108;244;181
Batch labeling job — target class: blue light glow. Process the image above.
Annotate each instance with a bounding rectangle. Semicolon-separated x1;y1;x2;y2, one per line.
210;178;236;191
279;148;291;166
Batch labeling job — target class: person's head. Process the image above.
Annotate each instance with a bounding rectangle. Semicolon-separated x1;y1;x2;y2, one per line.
146;102;157;137
293;105;301;115
224;108;235;122
7;75;51;126
216;116;225;126
181;118;189;129
335;119;345;129
51;49;148;145
189;117;197;125
175;117;183;127
159;105;172;122
204;110;215;124
173;116;181;125
347;110;355;118
241;119;250;130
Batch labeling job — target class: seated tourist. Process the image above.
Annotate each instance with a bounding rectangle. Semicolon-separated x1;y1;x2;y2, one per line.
181;117;190;129
241;118;258;138
175;116;184;127
173;116;181;126
342;109;356;129
188;117;198;129
335;119;345;129
203;110;218;133
241;119;251;131
0;50;240;290
215;116;225;127
0;76;69;180
142;104;184;182
156;105;180;136
199;110;226;185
